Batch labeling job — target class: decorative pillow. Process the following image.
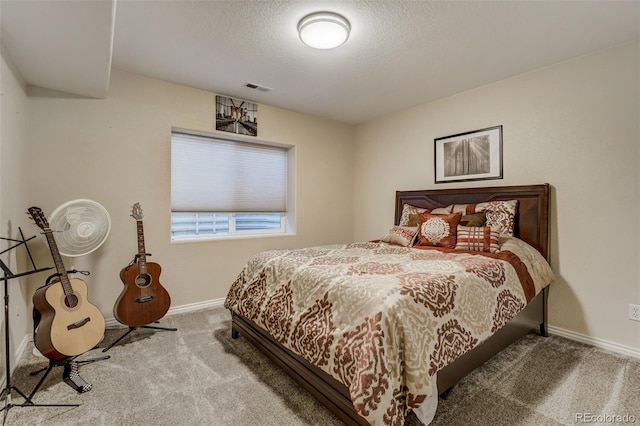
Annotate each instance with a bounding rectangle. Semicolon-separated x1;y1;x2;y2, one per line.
398;204;428;226
431;206;453;214
381;226;419;247
459;212;486;227
482;200;518;236
398;204;453;226
406;214;421;227
448;200;518;236
455;225;500;253
415;212;462;248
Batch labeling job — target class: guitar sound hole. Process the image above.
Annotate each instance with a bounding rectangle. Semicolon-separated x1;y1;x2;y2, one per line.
65;294;79;309
135;274;152;288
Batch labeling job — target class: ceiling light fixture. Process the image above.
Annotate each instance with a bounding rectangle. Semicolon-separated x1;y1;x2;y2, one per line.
298;12;350;50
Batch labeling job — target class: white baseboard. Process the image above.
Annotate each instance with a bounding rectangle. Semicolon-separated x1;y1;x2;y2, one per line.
548;325;640;359
0;333;33;387
104;297;225;327
15;333;31;364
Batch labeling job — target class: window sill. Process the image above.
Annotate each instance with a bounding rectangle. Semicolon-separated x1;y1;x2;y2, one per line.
171;231;297;244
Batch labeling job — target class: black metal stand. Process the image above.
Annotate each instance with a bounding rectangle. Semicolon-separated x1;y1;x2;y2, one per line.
102;322;177;353
0;228;112;424
28;352;109;396
0;228;64;425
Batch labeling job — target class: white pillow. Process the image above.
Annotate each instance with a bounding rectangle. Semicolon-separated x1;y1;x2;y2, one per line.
381;225;419;247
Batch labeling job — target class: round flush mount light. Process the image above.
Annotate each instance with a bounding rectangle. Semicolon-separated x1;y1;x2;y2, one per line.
298;12;351;49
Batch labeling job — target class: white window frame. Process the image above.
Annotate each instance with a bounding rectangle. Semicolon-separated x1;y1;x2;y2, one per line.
171;128;296;242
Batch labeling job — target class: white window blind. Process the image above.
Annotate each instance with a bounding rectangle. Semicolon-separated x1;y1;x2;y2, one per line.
171;132;287;213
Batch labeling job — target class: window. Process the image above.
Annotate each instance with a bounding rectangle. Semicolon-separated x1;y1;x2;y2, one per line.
171;129;294;241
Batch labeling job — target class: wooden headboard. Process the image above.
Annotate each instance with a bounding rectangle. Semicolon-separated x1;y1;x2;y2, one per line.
395;184;550;260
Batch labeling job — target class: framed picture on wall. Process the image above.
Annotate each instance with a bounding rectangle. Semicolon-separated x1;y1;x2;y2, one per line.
434;125;503;183
215;95;258;136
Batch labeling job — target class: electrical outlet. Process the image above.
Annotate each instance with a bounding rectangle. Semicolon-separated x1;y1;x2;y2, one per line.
630;304;640;322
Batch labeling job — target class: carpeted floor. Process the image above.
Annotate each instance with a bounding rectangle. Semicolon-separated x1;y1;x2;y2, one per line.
3;306;639;425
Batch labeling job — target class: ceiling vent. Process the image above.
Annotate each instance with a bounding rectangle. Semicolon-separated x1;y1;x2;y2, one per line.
245;82;272;93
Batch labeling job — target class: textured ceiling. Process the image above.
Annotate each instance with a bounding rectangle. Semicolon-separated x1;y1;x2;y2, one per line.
2;1;639;124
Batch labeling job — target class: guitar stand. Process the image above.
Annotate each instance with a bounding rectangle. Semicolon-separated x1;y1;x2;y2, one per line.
28;352;109;397
0;266;111;424
102;322;177;353
1;364;81;426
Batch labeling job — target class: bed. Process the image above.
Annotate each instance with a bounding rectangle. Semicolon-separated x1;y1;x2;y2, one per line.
224;184;553;425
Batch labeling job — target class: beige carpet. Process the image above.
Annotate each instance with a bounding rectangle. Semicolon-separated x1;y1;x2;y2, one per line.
3;306;639;425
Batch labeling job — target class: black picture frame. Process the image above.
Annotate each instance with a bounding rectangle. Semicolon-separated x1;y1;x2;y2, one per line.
215;95;258;137
434;125;503;183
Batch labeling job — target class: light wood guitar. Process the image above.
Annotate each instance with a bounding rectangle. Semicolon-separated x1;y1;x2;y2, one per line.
114;203;171;326
28;207;106;361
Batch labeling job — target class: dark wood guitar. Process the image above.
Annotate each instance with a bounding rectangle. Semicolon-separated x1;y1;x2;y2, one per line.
114;203;171;326
28;207;106;361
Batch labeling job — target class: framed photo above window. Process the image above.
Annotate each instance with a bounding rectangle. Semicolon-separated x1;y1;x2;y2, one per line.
215;95;258;136
434;125;503;184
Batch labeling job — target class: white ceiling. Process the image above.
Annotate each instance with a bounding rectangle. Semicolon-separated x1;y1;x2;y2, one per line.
1;0;115;99
2;1;639;124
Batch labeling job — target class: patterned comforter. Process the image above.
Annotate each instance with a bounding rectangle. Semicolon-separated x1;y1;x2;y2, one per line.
224;238;554;425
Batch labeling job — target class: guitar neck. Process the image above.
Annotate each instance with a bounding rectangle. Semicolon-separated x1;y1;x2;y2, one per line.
43;229;73;294
136;220;147;274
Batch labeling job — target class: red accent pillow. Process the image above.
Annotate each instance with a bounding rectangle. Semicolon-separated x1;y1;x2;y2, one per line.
415;212;462;248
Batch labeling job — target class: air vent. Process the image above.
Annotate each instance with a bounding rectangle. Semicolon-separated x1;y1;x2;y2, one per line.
245;82;272;93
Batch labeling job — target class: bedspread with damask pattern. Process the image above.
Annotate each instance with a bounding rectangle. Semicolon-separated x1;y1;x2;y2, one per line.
224;239;554;426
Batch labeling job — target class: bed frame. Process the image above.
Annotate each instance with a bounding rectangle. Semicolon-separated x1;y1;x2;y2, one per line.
231;183;551;425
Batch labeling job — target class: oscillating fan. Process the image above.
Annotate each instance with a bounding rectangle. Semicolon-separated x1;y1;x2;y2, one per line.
31;199;110;361
48;199;111;256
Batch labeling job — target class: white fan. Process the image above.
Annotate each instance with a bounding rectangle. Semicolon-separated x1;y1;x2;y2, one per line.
48;199;111;257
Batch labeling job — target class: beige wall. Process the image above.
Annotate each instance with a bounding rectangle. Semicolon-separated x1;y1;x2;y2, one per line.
23;69;353;320
2;40;638;366
1;49;33;372
353;41;640;351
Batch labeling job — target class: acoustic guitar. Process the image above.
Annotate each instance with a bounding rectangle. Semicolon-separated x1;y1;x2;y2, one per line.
28;207;106;361
114;203;171;326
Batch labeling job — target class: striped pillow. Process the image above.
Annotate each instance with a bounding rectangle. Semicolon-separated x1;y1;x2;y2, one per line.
449;200;518;236
455;225;500;253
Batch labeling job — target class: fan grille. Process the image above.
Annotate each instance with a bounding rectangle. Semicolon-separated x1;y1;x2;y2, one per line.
49;199;111;257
